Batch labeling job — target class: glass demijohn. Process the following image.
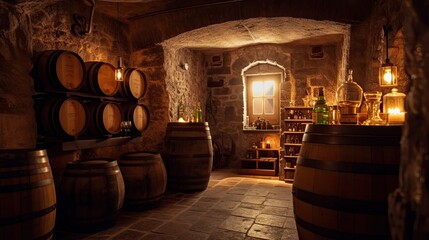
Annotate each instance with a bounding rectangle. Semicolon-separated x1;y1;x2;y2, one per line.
336;69;363;114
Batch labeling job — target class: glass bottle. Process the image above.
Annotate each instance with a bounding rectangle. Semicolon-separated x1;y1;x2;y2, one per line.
312;87;329;124
261;118;267;129
195;102;202;123
255;117;261;129
336;69;363;114
178;98;184;121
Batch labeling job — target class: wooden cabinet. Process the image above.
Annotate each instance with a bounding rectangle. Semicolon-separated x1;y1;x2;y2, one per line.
239;148;279;176
281;107;312;183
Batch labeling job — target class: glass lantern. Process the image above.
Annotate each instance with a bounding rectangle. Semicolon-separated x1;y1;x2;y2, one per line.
336;69;363;114
383;88;406;124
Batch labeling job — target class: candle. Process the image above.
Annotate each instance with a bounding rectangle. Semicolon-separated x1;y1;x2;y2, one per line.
388;112;405;124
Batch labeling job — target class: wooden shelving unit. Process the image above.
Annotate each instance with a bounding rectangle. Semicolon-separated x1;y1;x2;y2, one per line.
282;107;312;183
239;148;280;176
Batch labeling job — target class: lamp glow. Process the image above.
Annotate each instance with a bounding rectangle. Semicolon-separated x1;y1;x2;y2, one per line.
115;57;124;82
379;25;398;87
379;63;397;87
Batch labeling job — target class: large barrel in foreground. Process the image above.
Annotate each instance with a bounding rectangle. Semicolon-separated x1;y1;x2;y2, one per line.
58;159;125;233
163;122;213;192
292;124;401;240
0;149;56;240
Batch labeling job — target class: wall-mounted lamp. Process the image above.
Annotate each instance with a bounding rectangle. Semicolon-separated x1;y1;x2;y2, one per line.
179;63;189;71
72;0;95;37
379;25;398;87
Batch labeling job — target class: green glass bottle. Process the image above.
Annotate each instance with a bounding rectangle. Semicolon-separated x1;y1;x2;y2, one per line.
195;102;203;123
178;98;184;121
312;87;329;124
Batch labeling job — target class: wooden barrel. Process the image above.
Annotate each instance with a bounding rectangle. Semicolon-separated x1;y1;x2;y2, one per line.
123;103;150;134
119;152;167;210
163;122;213;192
37;97;88;138
34;50;85;91
58;159;125;232
84;62;120;97
0;149;56;240
87;101;122;136
118;68;147;100
292;124;401;240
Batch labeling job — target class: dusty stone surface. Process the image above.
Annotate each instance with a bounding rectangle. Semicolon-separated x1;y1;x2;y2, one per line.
388;0;429;239
0;1;37;148
162;17;350;50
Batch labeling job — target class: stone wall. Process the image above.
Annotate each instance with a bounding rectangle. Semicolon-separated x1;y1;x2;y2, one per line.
349;0;408;96
162;46;208;122
0;2;37;148
388;0;429;238
0;0;170;187
204;42;341;167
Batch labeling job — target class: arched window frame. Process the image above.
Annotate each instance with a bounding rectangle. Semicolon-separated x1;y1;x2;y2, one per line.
242;61;285;129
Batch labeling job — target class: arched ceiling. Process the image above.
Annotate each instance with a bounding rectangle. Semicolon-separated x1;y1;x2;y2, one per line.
93;0;376;50
6;0;377;50
161;17;349;51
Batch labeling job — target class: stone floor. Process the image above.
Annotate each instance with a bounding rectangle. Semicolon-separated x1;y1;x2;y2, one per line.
54;169;298;240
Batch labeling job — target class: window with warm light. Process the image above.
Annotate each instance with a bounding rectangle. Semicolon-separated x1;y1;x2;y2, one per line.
245;74;280;127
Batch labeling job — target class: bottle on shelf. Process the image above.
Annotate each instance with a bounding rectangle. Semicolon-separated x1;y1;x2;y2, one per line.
261;118;267;129
255;117;261;129
312;87;329;125
288;110;294;119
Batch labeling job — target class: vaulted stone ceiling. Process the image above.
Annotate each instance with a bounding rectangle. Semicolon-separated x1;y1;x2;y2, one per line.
94;0;377;50
6;0;378;50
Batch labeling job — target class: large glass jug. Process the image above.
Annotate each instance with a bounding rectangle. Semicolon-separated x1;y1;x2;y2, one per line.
336;69;363;114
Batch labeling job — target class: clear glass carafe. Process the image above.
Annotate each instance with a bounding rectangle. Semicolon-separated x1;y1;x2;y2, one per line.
336;69;363;114
362;91;385;125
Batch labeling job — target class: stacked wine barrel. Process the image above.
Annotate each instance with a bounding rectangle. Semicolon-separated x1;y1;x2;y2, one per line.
33;50;150;140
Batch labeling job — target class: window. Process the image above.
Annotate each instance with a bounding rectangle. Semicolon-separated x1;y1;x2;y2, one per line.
245;73;280;126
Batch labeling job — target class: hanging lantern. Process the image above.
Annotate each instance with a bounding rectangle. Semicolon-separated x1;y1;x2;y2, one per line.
115;57;124;82
379;25;398;87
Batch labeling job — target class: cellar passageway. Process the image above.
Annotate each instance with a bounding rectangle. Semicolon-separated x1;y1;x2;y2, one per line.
55;169;296;240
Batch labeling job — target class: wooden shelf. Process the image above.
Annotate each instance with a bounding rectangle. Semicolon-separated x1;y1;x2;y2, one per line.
240;148;279;176
242;129;281;133
282;131;305;134
62;136;142;151
283;119;312;122
284;143;301;146
282;107;311;181
34;91;134;102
